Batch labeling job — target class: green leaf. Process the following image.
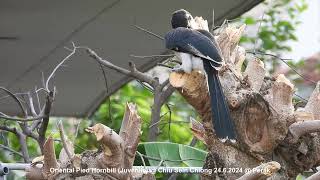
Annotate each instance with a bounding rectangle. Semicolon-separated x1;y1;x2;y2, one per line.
158;142;181;166
142;142;181;166
140;142;207;167
179;144;207;167
244;17;256;25
143;142;162;166
296;174;306;180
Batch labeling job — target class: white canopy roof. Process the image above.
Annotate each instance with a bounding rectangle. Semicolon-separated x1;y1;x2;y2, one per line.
0;0;262;117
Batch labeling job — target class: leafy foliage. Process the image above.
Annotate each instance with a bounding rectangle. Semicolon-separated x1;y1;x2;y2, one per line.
90;81;198;145
241;0;307;52
140;142;207;167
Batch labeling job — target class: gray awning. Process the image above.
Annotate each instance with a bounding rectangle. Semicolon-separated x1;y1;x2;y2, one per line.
0;0;262;117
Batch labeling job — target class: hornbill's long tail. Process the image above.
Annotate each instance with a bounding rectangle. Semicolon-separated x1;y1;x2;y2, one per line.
203;61;236;140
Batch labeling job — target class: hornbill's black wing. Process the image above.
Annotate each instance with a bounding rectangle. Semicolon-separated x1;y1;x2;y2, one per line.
165;27;223;67
195;29;224;68
175;43;223;67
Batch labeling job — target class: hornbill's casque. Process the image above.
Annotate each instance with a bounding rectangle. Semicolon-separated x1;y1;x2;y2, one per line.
165;9;237;141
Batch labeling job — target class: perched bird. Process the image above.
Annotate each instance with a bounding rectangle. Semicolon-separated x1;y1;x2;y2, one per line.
165;9;236;141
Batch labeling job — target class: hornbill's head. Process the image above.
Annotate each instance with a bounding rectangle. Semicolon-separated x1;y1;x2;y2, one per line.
171;9;197;29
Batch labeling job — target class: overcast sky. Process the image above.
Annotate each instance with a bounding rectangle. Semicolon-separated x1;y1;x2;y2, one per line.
287;0;320;60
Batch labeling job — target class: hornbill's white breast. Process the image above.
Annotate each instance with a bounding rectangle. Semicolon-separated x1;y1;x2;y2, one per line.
175;52;204;73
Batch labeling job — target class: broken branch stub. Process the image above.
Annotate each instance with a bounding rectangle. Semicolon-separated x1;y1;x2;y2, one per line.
243;57;266;92
119;102;142;167
43;137;58;179
86;123;123;166
236;161;281;180
304;81;320;119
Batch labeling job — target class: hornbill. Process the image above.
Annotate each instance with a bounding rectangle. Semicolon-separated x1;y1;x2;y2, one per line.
165;9;236;141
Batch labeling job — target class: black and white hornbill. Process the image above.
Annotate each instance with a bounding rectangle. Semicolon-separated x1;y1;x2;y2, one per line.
165;9;236;141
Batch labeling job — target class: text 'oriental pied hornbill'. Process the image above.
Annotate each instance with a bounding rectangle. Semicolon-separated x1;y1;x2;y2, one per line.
165;9;236;141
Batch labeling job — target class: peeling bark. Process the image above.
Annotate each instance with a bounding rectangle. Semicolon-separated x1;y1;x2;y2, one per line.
243;58;265;92
236;161;281;180
304;82;320;119
43;137;58;179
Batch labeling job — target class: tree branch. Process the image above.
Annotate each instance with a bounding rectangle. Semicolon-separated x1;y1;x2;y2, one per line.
0;115;45;122
243;58;266;92
45;43;77;91
304;81;320;119
0;125;30;162
0;125;17;134
287;120;320;143
0;87;27;117
306;170;320;180
58;121;73;160
17;132;30;162
0;144;23;158
86;123;123;167
85;48;159;88
38;91;54;152
236;161;281;180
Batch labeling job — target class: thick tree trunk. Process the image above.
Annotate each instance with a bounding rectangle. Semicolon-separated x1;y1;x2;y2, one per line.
169;23;320;179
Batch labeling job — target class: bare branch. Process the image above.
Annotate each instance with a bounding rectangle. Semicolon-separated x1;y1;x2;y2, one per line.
133;25;164;40
306;170;320;180
237;161;281;180
0;125;30;162
190;117;207;144
305;81;320;119
247;51;292;61
27;92;38;116
136;152;204;163
0;144;23;157
86;123;123;167
287;120;320;143
34;87;42;112
248;51;317;85
17;133;30;162
136;151;146;167
0;125;17;134
0;115;45;122
0;87;27;117
157;63;173;69
45;42;76;91
58;121;73;160
130;54;174;59
38;91;54;151
159;84;175;105
159;78;170;91
85;48;159;88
